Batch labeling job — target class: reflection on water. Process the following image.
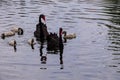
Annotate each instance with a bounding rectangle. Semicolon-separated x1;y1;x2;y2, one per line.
102;0;120;74
103;0;120;25
39;40;64;69
1;0;120;80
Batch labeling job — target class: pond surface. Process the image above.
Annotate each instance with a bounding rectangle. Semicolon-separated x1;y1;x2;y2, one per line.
0;0;120;80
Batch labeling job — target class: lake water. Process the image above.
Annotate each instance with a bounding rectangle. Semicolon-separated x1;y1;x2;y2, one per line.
0;0;120;80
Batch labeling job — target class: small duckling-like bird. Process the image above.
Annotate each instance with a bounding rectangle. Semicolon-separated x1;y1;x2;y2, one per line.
18;28;24;35
62;31;76;39
1;31;15;39
8;39;17;52
28;38;36;49
11;27;24;35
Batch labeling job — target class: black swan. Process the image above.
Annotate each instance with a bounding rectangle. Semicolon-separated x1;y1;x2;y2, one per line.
47;28;64;52
34;14;49;42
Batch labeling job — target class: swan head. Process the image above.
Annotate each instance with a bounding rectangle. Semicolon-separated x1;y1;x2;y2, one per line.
39;14;46;24
62;31;67;35
1;33;5;39
18;28;24;35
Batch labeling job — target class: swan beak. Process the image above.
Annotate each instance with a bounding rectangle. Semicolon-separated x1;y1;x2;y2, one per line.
41;18;46;25
41;15;46;24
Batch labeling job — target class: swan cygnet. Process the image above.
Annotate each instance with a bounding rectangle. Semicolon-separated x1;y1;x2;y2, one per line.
28;38;36;49
62;31;76;39
8;39;17;52
1;31;15;39
11;27;24;35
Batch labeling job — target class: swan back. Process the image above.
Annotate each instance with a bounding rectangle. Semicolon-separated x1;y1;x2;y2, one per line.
47;33;59;51
4;31;15;36
11;27;19;32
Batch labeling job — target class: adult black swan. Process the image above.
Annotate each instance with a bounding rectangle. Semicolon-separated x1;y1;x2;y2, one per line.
34;14;49;42
47;28;64;53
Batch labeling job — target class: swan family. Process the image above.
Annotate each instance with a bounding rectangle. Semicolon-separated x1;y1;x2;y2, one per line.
1;14;76;52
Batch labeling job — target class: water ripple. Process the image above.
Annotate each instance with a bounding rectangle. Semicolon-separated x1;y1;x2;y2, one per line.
0;0;120;80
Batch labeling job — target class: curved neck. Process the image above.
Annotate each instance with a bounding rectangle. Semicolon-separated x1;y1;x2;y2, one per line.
59;28;63;37
14;44;17;52
31;39;34;49
63;31;67;36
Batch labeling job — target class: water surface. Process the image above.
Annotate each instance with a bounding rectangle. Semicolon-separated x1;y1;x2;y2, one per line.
0;0;120;80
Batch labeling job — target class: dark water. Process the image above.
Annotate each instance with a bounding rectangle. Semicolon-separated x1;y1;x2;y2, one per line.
0;0;120;80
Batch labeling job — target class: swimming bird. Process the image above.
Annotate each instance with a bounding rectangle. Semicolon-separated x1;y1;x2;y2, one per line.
8;39;17;52
11;27;24;35
47;28;64;52
1;31;15;39
62;31;76;39
34;14;49;42
47;32;59;52
28;38;36;49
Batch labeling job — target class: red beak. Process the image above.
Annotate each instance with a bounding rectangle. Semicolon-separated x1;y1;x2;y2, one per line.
42;16;46;22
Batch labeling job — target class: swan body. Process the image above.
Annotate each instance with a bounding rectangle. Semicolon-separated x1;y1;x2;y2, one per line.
47;28;64;52
47;33;59;51
63;31;76;39
1;31;15;39
11;27;24;35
